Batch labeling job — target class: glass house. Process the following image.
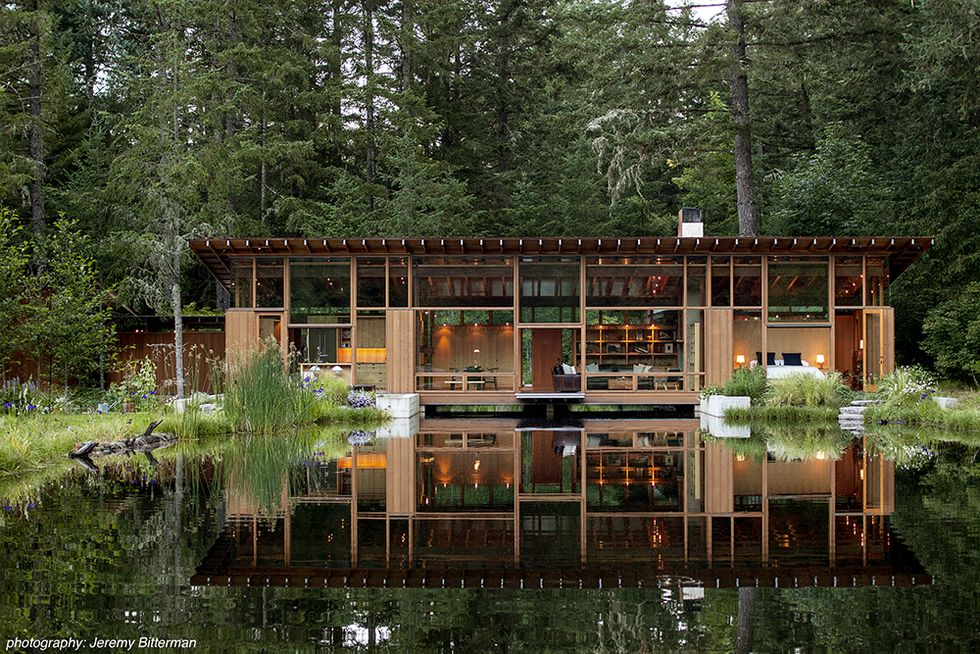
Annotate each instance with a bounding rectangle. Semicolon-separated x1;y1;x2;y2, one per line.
191;235;931;406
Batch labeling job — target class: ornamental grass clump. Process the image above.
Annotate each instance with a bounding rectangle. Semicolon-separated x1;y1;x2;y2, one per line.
764;371;850;408
876;365;938;409
720;366;768;403
224;346;317;433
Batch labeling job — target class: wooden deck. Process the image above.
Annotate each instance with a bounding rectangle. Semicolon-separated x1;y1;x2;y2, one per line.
417;390;699;406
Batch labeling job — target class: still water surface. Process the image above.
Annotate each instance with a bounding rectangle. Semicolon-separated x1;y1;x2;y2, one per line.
0;418;977;652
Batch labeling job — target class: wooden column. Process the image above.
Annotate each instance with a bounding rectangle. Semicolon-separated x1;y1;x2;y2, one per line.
385;436;415;516
704;441;734;514
881;306;895;375
386;309;415;392
705;308;734;386
224;310;257;380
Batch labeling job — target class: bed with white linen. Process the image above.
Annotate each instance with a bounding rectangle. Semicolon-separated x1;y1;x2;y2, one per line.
764;364;825;380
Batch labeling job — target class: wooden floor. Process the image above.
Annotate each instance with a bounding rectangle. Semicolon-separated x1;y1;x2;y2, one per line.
418;390;700;406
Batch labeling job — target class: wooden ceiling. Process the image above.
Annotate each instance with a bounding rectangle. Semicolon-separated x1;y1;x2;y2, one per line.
190;236;932;288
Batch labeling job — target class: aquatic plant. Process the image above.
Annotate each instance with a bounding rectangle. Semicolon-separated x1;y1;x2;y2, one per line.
223;345;318;433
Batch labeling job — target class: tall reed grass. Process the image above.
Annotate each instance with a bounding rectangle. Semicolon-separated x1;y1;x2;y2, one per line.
764;371;851;408
223;345;319;433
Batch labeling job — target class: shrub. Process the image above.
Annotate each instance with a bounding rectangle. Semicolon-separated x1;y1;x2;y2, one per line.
765;371;850;408
347;390;375;408
876;365;937;409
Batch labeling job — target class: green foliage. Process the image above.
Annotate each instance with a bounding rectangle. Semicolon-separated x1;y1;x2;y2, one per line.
724;405;839;424
921;282;980;381
875;365;938;410
767;124;891;235
720;366;768;403
0;207;28;376
107;357;159;412
224;346;318;434
764;372;851;409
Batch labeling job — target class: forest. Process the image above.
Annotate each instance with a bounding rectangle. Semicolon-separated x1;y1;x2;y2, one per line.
1;0;978;377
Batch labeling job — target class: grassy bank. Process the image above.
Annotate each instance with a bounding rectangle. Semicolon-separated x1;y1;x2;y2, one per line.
865;402;980;433
0;413;149;477
723;405;839;424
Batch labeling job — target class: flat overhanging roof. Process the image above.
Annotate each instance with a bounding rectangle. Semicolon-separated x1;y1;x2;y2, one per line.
189;235;933;288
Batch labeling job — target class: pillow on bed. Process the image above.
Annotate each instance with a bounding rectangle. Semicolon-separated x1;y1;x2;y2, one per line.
782;352;803;366
756;351;777;366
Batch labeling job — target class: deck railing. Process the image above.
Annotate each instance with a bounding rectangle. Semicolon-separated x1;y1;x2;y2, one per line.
416;371;517;392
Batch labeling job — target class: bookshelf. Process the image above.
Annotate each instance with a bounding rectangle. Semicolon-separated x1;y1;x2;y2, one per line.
578;324;681;365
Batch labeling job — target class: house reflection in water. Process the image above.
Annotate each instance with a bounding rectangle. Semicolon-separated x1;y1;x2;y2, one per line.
194;420;924;589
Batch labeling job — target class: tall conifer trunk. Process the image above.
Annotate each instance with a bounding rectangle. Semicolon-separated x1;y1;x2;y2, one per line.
727;0;758;236
28;0;45;235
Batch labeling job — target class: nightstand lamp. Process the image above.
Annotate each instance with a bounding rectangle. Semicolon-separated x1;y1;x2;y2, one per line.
735;354;746;369
815;354;826;370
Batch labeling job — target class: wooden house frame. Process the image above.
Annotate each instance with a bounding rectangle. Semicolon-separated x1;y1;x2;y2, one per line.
190;236;931;406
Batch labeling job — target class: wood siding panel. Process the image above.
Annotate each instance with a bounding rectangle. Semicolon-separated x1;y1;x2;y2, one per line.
110;331;225;393
385;437;415;515
705;309;734;387
704;441;734;514
386;309;415;393
882;307;895;375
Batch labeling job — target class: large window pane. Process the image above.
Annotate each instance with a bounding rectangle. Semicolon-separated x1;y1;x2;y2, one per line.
835;256;863;307
389;258;409;307
767;256;829;322
356;258;386;308
289;257;351;324
255;258;284;307
416;310;515;391
687;258;706;306
519;257;580;323
711;257;731;306
732;257;762;306
586;256;683;307
231;258;253;308
355;311;387;388
290;326;349;364
583;310;681;390
733;310;762;369
413;256;513;307
866;257;886;306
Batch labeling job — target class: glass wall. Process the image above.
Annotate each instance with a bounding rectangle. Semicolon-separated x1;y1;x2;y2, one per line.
835;256;863;307
732;310;762;369
585;256;683;307
289;257;351;324
710;257;731;306
519;257;580;323
732;257;762;306
583;310;682;390
355;311;387;388
389;258;409;307
356;258;387;308
686;257;706;306
255;258;284;307
866;257;886;306
416;310;515;391
231;258;253;308
414;256;513;307
767;256;829;322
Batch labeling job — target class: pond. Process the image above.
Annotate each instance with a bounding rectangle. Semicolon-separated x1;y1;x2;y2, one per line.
0;417;978;651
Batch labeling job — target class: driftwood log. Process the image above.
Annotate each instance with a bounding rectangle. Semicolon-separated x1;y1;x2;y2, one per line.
69;420;175;459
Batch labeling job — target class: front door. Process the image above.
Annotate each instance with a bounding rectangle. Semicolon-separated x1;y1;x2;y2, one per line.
521;328;576;392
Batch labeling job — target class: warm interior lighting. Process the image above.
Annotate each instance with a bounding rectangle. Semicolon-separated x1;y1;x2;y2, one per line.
736;453;745;462
815;450;827;460
735;354;746;368
815;353;825;369
859;339;864;350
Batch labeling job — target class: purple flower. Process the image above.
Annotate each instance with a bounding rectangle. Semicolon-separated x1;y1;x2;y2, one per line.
149;390;157;396
2;402;11;410
25;404;35;411
26;502;35;509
